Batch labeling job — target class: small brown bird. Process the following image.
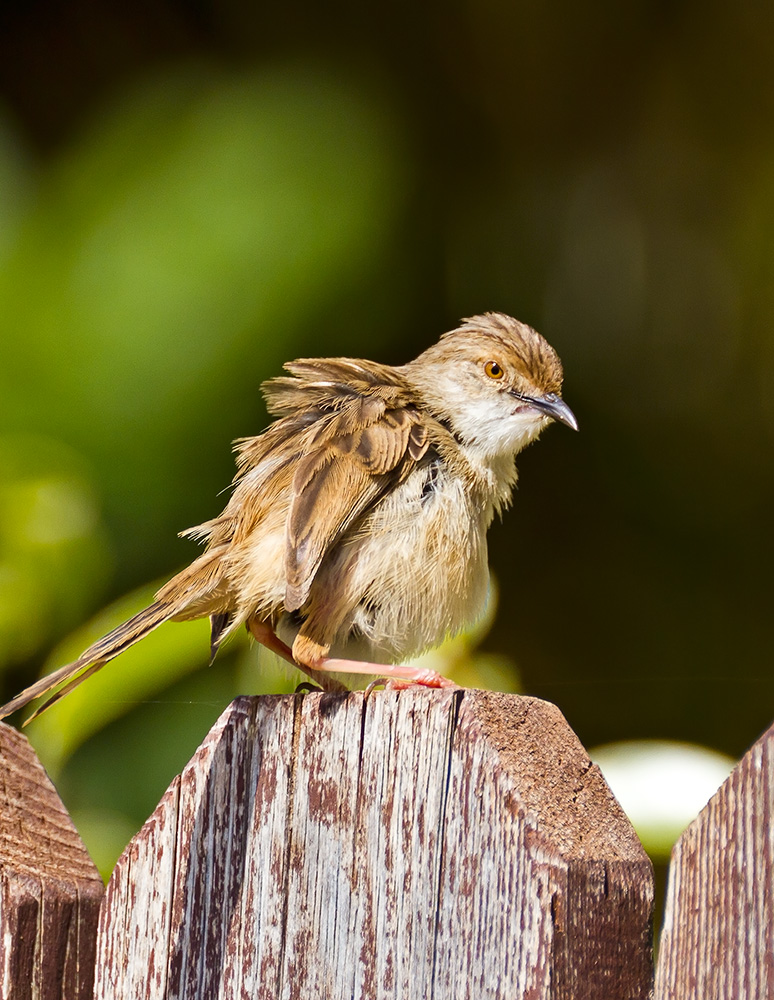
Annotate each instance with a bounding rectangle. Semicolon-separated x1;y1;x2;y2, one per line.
0;313;577;722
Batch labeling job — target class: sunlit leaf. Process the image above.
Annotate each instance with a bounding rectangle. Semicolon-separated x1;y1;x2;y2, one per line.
0;434;111;665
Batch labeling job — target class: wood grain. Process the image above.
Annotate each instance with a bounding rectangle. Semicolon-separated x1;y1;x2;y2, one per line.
95;690;653;999
0;722;104;1000
656;721;774;999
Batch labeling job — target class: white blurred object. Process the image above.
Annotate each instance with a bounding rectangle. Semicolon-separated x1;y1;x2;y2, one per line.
591;740;736;859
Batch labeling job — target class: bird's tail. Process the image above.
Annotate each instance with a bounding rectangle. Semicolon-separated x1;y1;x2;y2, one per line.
0;545;229;725
0;600;178;725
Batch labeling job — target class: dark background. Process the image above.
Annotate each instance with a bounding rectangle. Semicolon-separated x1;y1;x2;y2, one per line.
1;0;772;873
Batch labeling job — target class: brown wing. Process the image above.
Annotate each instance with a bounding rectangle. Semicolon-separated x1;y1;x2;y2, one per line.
263;358;430;611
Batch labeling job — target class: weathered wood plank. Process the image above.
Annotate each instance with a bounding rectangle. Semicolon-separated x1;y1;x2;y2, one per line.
95;690;653;999
656;721;774;999
0;722;104;1000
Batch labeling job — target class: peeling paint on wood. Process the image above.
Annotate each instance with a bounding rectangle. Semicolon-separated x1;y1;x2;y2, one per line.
656;722;774;999
94;691;654;999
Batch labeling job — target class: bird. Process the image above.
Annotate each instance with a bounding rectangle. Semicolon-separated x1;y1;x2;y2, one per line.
0;312;577;723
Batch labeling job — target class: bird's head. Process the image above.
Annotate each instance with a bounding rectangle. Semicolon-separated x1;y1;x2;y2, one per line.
405;312;578;460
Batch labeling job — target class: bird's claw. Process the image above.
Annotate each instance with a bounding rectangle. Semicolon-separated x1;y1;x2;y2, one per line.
364;678;388;700
294;681;322;694
408;668;457;689
364;670;457;698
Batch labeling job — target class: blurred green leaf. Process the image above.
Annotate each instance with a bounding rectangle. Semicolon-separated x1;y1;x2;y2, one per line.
0;434;111;665
68;806;139;884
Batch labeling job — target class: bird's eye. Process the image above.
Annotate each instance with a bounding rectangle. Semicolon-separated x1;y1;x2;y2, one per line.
484;360;504;380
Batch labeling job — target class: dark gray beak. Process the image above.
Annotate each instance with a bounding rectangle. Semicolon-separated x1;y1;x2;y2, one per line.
526;392;579;431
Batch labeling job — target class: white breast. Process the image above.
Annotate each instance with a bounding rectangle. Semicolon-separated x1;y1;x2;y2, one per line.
310;460;495;662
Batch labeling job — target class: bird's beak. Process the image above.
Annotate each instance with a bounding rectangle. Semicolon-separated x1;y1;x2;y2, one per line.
526;392;579;431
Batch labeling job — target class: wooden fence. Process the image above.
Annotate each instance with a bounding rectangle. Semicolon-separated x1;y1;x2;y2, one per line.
0;687;770;998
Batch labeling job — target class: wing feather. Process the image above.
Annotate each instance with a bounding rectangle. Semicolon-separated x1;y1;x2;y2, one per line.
273;358;431;611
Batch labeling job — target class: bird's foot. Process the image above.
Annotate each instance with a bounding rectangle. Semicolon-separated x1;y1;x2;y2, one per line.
364;670;458;700
385;668;458;690
319;657;456;690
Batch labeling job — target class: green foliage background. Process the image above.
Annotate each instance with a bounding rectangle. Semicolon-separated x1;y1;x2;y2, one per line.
1;3;773;877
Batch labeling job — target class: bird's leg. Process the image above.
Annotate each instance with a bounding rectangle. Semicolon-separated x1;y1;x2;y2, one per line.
248;620;455;692
246;618;295;663
246;619;348;693
318;658;456;689
292;635;457;690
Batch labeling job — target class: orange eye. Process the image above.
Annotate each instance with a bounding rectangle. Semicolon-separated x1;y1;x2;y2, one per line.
484;360;504;380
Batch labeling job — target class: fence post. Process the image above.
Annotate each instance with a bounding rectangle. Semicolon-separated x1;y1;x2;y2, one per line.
656;720;774;999
95;689;653;999
0;722;104;1000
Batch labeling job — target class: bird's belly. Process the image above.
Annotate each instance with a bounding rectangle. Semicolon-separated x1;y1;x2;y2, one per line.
308;466;492;662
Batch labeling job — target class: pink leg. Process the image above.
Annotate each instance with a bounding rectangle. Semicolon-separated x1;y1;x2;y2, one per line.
246;619;296;665
247;619;456;692
310;656;456;690
246;620;348;693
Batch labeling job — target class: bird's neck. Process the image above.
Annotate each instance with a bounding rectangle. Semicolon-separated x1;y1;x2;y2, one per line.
434;433;519;518
464;445;520;516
